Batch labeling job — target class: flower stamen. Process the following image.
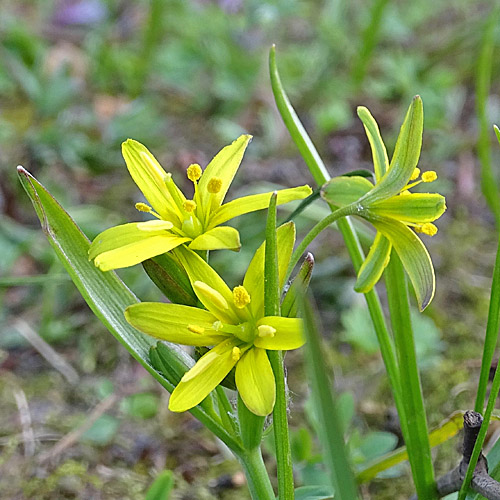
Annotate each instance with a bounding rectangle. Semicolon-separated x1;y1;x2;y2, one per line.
207;177;223;194
187;163;202;182
188;324;205;334
183;200;197;213
193;281;229;310
232;346;241;361
258;325;276;338
410;167;421;181
233;286;251;309
135;202;162;219
422;171;437;183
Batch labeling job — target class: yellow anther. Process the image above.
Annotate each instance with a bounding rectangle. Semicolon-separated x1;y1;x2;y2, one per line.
410;167;421;181
232;346;241;361
400;190;411;196
188;325;205;334
183;200;197;213
422;171;437;183
193;281;229;310
207;177;223;194
187;163;202;182
135;202;152;212
233;286;251;309
421;223;438;236
258;325;276;338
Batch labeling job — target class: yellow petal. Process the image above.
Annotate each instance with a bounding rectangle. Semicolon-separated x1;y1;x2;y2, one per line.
168;339;240;412
243;222;296;319
188;226;241;251
209;185;312;228
253;317;305;350
197;135;252;214
125;303;225;346
235;347;275;416
174;245;242;323
89;222;190;271
122;139;183;223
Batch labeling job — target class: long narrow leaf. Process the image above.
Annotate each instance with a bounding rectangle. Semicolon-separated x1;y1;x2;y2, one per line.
300;295;359;500
385;254;437;498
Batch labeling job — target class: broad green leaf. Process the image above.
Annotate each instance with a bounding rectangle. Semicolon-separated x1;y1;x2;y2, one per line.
360;96;423;206
145;470;174;500
357;106;389;180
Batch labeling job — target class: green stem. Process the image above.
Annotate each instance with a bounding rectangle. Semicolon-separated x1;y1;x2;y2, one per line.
476;5;500;228
474;229;500;412
238;448;275;500
286;204;356;283
385;255;437;499
458;358;500;499
215;386;238;436
266;192;294;499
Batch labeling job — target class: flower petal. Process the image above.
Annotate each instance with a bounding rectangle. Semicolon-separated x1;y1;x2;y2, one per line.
168;338;240;412
355;233;392;293
189;226;241;251
198;135;252;214
208;185;312;228
361;96;424;206
235;347;275;416
243;222;296;318
371;216;435;311
174;245;241;322
254;316;304;350
369;193;446;223
125;302;225;346
357;106;389;180
321;176;374;207
89;223;190;271
122;139;183;223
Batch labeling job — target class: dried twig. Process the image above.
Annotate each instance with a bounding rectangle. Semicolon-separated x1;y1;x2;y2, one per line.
12;388;35;457
13;319;79;385
410;411;500;499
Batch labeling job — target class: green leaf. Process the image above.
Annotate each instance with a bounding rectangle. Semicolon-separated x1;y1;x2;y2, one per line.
81;415;119;446
142;253;198;306
357;106;389;180
121;392;160;419
145;470;174;500
300;295;359;500
361;96;423;206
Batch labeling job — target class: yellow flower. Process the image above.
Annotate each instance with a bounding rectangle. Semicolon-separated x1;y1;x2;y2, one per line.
125;223;304;416
89;135;312;271
321;97;446;310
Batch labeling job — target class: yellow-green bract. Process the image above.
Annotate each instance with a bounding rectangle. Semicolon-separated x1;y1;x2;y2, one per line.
321;97;446;311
